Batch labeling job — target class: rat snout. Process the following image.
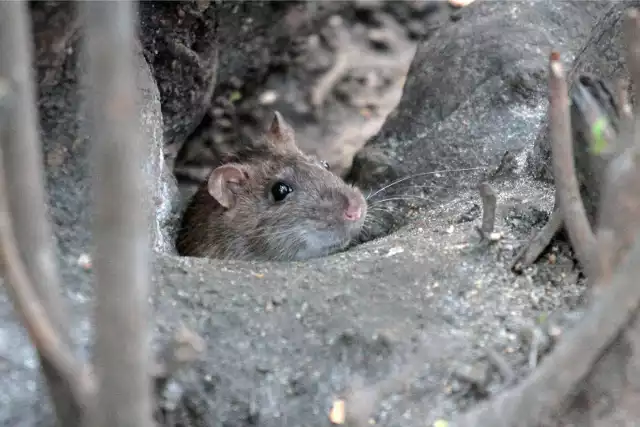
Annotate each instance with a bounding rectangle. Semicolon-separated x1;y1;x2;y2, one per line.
343;194;365;222
344;203;362;221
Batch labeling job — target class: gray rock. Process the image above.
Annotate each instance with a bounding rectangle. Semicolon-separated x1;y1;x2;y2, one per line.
28;1;220;156
144;178;573;427
159;0;299;167
173;1;452;197
137;1;219;151
347;0;606;243
360;0;605;189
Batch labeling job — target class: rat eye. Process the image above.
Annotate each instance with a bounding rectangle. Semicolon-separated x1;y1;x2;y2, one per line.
320;160;330;169
271;181;293;201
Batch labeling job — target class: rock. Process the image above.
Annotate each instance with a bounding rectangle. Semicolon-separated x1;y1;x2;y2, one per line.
173;1;453;197
137;1;219;154
528;0;640;183
39;38;177;260
28;1;220;157
142;178;574;427
349;0;606;240
0;165;580;426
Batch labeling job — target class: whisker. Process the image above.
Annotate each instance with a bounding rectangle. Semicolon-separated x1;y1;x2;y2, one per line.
365;167;486;200
369;195;433;206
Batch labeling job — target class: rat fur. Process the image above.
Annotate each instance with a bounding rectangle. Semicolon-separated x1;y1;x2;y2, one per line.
175;111;367;261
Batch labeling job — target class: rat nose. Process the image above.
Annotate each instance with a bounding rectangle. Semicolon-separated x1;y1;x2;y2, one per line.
344;199;363;221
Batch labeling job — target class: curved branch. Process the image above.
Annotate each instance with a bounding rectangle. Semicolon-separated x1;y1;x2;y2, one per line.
0;80;93;421
0;168;94;403
548;51;597;278
82;2;154;427
0;2;93;424
624;9;640;110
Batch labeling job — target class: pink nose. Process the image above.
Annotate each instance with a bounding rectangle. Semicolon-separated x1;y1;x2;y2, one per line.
344;203;362;221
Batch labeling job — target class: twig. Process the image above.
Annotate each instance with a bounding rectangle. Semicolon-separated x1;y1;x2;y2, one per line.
310;25;350;110
478;182;497;235
616;77;632;121
484;347;516;390
548;51;597;279
451;229;640;427
0;3;83;425
82;2;153;427
510;206;563;272
624;9;640;110
0;146;93;418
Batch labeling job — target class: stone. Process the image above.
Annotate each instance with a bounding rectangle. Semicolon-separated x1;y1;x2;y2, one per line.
138;1;219;153
349;0;607;242
173;1;453;198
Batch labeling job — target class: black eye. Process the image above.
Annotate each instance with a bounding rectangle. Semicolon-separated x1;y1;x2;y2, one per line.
321;160;330;169
271;181;293;201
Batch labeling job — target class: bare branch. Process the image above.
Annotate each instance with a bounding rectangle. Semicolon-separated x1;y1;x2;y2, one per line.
511;206;563;272
623;9;640;110
548;51;597;278
591;10;640;286
478;182;496;235
616;77;633;121
0;79;93;426
0;3;85;424
0;123;93;406
82;2;153;427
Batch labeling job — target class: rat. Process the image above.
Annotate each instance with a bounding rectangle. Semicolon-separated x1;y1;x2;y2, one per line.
175;111;368;261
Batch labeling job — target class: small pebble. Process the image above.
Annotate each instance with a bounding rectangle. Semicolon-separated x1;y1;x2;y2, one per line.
452;360;491;390
77;253;92;270
488;232;502;241
449;0;476;6
329;15;343;27
385;247;404;257
329;399;345;424
259;90;279;105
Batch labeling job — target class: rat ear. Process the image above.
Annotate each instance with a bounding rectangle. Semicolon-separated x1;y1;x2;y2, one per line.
207;164;248;209
267;111;296;149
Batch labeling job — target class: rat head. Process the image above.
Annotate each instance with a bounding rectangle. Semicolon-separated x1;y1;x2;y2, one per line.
188;112;367;261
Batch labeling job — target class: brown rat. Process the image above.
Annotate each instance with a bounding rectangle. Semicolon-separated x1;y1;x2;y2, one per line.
175;111;368;261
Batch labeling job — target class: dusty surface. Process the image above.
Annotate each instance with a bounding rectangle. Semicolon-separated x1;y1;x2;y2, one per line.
1;1;638;427
151;176;579;426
